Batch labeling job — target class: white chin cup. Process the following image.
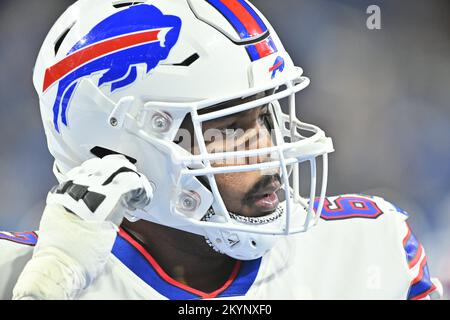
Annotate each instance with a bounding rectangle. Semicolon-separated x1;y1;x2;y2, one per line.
202;205;285;261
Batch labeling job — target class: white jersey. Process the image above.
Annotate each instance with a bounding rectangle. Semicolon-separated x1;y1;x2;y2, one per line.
0;194;442;300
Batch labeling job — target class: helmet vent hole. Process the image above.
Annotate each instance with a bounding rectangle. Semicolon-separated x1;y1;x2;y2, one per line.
112;1;145;9
54;23;75;56
172;53;200;67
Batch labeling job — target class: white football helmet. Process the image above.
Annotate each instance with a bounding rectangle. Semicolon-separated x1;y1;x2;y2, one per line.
33;0;334;260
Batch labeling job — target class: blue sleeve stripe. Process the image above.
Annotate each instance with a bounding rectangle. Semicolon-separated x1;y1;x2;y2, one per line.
393;204;409;217
404;231;420;264
407;261;435;299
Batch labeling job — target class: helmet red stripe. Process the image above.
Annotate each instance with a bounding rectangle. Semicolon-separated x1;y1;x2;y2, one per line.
220;0;263;37
43;29;161;92
254;39;274;59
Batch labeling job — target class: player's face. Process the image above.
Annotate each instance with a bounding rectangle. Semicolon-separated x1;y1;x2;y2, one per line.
177;94;282;218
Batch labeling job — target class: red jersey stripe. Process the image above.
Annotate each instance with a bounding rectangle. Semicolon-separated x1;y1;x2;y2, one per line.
118;228;241;299
408;244;423;269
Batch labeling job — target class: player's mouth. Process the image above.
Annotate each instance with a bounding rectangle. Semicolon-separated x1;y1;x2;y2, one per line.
248;182;281;214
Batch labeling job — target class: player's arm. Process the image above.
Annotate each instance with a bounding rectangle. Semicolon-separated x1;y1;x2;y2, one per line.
12;155;153;300
377;197;443;300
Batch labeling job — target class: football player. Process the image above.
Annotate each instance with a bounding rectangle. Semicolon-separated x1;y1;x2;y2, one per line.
0;0;442;299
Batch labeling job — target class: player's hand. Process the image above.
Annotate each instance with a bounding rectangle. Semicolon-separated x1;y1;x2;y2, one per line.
12;155;153;300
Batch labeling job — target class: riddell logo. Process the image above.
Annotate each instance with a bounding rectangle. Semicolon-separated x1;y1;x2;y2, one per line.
269;56;285;79
43;4;182;132
226;234;240;248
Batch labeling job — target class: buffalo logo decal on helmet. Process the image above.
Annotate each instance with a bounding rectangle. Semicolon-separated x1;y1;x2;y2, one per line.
269;56;285;79
42;4;182;132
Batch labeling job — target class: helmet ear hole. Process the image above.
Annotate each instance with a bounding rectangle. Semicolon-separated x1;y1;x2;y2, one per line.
90;146;137;164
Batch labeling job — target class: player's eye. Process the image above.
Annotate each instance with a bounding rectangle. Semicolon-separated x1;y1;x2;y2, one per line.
218;123;243;138
218;121;237;131
258;105;272;129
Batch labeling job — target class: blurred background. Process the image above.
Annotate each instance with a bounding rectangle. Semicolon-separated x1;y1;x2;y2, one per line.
0;0;448;297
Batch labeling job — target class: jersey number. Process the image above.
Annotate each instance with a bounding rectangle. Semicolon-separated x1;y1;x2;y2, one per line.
316;196;383;220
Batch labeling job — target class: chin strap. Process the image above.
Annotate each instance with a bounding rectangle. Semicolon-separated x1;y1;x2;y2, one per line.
201;208;223;254
228;206;284;225
201;205;285;259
